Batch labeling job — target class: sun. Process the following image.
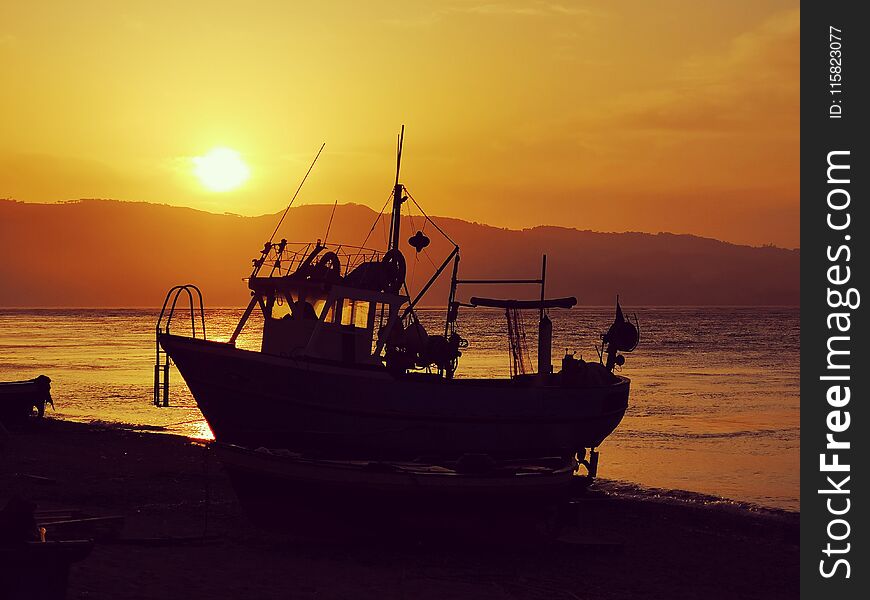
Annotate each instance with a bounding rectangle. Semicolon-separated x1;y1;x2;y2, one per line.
192;147;250;192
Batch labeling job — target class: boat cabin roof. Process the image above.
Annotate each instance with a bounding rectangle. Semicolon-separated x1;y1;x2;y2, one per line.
249;277;408;307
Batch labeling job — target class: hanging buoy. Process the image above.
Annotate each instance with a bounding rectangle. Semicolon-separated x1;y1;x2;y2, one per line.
408;230;430;253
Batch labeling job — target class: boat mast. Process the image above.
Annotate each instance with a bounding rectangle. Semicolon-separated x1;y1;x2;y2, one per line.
388;125;405;251
444;251;461;338
229;143;324;347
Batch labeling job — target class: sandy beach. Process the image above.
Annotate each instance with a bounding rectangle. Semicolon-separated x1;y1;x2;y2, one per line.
1;419;798;600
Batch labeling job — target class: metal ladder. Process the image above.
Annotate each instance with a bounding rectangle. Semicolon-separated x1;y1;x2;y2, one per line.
154;284;206;407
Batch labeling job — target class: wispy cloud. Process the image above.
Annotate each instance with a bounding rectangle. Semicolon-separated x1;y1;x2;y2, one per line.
383;1;596;27
454;2;592;17
612;8;800;133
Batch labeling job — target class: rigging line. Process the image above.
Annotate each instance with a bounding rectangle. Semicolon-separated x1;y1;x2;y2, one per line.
268;142;326;244
405;200;416;234
404;190;440;270
406;199;435;268
506;308;517;377
359;190;394;249
351;190;393;268
401;280;420;329
517;308;530;373
323;200;338;245
406;202;420;287
417;218;438;269
403;188;458;247
421;247;438;269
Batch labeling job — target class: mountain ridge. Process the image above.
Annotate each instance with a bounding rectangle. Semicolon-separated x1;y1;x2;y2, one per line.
0;199;799;307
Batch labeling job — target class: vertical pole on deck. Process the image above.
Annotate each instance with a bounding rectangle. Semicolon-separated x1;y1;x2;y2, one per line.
444;250;461;338
389;126;405;252
539;254;547;321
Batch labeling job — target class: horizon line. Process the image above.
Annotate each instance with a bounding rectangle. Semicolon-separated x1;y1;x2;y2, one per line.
0;304;802;310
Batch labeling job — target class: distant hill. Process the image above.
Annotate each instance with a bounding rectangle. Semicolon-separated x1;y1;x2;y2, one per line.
0;199;799;307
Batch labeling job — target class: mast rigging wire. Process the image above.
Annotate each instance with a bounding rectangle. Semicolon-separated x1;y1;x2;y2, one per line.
323;200;338;244
403;188;458;247
268;142;326;243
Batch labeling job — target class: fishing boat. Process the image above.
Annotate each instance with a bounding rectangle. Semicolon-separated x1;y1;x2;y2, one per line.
0;376;53;429
156;129;639;476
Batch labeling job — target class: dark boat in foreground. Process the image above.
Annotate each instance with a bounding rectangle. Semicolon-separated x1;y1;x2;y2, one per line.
0;540;94;600
157;128;639;478
0;540;93;600
0;376;52;429
0;498;92;600
215;442;578;537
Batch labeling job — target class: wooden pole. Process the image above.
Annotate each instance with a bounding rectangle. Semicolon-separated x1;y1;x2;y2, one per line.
539;254;547;321
444;251;461;337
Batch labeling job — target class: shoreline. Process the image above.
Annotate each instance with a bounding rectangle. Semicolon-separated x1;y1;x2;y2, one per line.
46;413;803;515
1;418;798;599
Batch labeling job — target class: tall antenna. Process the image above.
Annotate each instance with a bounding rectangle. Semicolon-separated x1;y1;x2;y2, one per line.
268;142;326;243
389;126;405;251
395;125;404;187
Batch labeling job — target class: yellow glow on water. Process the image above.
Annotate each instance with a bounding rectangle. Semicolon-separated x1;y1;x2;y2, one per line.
192;148;250;192
188;420;215;441
0;306;799;510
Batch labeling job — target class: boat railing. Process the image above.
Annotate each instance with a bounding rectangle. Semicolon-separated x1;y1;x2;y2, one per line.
258;241;383;278
154;284;206;407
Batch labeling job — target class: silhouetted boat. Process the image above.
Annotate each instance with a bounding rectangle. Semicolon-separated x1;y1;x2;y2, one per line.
157;129;639;477
0;540;93;600
215;442;578;536
0;497;92;600
0;376;52;429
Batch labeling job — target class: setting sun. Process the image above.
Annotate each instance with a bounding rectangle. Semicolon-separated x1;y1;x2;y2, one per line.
192;147;250;192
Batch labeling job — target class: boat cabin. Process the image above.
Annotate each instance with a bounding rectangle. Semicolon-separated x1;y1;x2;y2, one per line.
249;270;408;365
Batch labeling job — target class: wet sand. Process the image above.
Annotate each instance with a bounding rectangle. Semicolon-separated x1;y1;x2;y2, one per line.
1;419;798;599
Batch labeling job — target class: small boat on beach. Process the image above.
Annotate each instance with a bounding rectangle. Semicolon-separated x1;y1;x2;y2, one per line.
0;376;53;429
156;129;639;478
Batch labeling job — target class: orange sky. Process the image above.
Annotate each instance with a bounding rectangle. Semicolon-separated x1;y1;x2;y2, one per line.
0;1;799;247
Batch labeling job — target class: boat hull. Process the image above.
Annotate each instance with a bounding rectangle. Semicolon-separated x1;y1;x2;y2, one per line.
161;334;629;459
215;443;578;538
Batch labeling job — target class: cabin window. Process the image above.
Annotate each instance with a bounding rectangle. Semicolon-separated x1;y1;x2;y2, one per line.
340;300;353;326
339;300;372;329
269;293;292;320
354;301;370;329
315;298;336;323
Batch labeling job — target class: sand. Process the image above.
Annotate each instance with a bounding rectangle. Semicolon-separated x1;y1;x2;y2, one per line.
1;419;798;599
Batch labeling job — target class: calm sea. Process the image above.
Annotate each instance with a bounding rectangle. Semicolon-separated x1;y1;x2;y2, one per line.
0;306;799;511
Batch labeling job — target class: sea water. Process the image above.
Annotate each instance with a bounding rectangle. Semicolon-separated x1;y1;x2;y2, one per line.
0;306;799;511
